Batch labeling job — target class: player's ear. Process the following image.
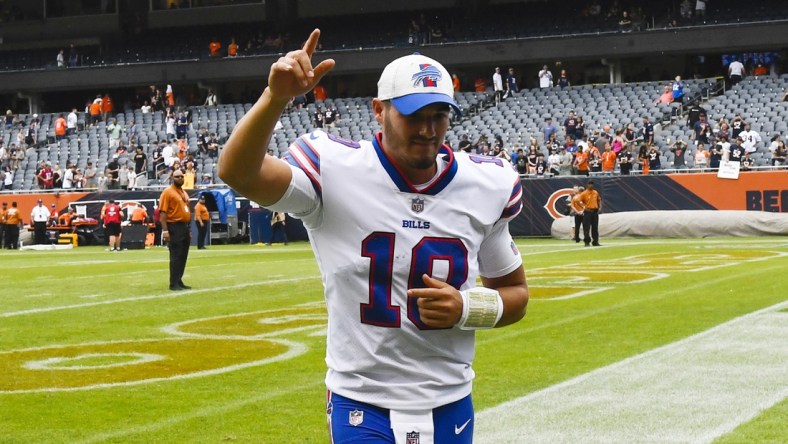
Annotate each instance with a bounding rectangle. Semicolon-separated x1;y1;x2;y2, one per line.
372;98;385;124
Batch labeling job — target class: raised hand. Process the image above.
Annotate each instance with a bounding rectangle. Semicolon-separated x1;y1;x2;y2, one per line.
268;29;336;102
408;274;464;328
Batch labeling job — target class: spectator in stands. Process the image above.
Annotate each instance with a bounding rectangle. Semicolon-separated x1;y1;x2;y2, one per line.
556;146;571;176
730;114;746;139
637;144;649;174
165;111;176;141
547;147;561;175
563;111;579;140
538;65;553;88
709;141;723;169
505;68;518;98
313;83;328;102
695;0;706;18
452;74;461;92
618;143;635;175
106;118;123;149
106;154;120;189
102;93;113;121
543;117;558;142
728;59;746;85
54;113;67;141
62;164;76;189
56;49;65;68
655;85;673;105
81;161;96;188
618;10;632;32
771;139;786;168
672;76;686;104
89;95;102;125
207;133;219;158
324;105;338;130
739;123;762;153
2;167;12;190
204;89;218;107
729;137;746;163
679;0;693;19
67;108;78;135
694;144;709;171
691;114;711;145
741;151;754;171
640;116;654;145
4;110;14;129
601;143;617;174
647;145;661;171
201;172;213;186
557;69;570;88
671;140;689;170
492;67;504;103
37;162;53;189
141;100;152;114
474;77;486;92
574;145;589;176
68;44;78;67
209;37;222;57
228;37;239;57
176;112;189;140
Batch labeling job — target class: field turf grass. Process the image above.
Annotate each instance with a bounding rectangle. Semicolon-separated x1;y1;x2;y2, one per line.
0;237;786;443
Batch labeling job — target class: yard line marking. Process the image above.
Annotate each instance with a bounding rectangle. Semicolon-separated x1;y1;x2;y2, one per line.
72;379;325;444
475;301;788;444
0;276;321;318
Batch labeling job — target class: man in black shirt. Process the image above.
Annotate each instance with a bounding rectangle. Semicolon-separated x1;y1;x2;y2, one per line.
106;155;120;190
134;146;147;176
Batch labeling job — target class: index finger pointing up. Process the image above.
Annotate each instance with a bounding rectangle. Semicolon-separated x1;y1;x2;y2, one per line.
303;28;322;58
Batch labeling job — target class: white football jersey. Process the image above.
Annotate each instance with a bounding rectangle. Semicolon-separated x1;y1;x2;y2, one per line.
269;130;523;410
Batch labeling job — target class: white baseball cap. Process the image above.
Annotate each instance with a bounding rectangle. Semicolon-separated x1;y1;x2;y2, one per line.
377;53;461;116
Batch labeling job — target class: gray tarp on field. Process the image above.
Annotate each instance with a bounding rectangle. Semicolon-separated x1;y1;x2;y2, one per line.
551;211;788;239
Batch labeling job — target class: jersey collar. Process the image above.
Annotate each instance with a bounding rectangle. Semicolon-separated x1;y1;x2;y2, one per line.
372;132;457;195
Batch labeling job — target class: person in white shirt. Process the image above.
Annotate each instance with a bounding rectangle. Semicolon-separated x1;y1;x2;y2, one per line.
62;165;75;189
538;65;553;88
30;199;51;244
67;108;78;135
162;142;174;167
738;124;762;153
547;148;561;175
728;59;746;85
492;67;504;103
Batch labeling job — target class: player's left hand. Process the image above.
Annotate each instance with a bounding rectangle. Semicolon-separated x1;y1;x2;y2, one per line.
408;274;463;328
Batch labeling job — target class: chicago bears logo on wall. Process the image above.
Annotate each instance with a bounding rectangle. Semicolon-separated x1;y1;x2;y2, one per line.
543;188;574;220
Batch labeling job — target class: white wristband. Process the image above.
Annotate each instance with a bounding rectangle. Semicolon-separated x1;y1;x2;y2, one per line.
458;287;504;330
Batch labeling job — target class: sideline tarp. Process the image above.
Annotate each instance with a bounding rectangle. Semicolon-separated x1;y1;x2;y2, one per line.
551;210;788;239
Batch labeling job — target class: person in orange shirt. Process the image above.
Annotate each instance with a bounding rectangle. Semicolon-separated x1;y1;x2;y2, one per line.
58;208;80;232
209;38;221;57
159;170;192;290
228;38;238;57
89;96;102;126
193;194;210;249
578;180;602;247
54;113;67;141
574;147;589;176
102;93;113;121
130;204;148;225
166;84;175;107
3;201;23;249
452;73;461;92
313;84;327;102
600;142;617;174
474;77;486;92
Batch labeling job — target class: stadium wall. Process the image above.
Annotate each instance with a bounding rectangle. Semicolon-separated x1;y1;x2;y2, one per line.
5;171;787;239
514;171;788;237
3;21;787;94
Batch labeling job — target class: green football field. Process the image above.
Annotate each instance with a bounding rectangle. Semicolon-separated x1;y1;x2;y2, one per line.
1;237;786;443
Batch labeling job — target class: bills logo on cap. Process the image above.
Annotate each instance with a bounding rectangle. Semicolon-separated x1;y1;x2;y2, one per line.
412;64;442;88
406;431;420;444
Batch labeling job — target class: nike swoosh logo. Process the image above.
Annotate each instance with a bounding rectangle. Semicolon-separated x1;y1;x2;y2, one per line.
454;418;471;435
309;132;320;140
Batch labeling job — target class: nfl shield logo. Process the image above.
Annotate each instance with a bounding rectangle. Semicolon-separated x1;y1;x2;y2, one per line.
411;197;425;213
349;409;364;427
406;431;420;444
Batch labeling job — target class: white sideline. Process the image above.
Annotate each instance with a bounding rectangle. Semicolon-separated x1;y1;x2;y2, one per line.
475;301;788;443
